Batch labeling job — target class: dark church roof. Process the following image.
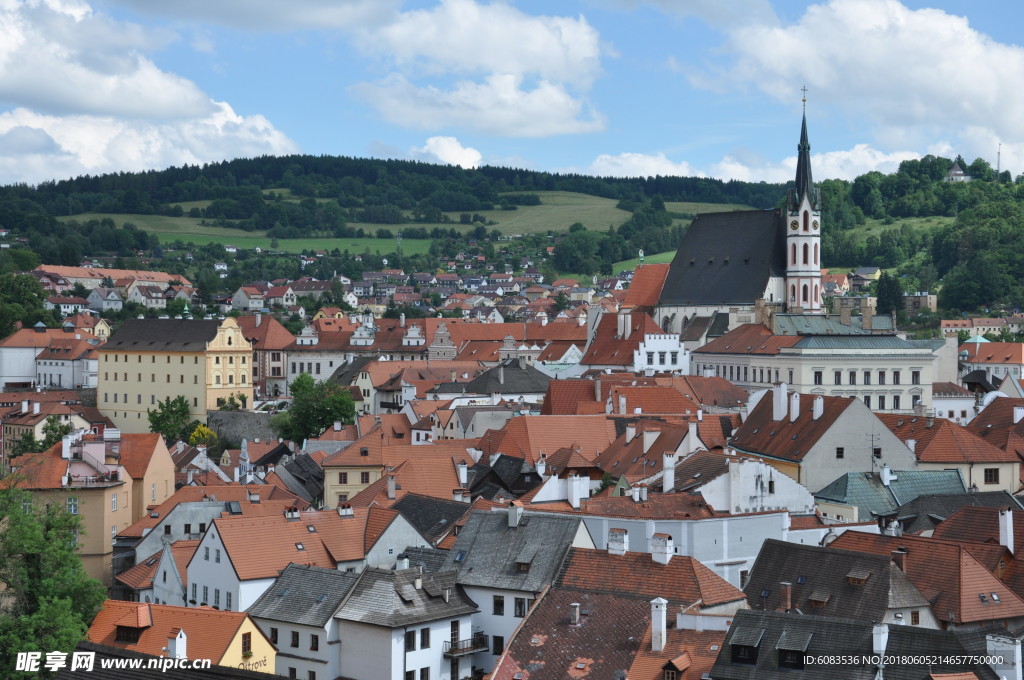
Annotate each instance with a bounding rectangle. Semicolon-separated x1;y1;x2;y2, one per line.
658;209;786;307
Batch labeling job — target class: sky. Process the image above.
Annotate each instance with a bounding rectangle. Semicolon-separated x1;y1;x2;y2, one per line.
1;0;1022;187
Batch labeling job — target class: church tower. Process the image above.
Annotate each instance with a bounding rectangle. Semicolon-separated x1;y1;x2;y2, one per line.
785;97;822;313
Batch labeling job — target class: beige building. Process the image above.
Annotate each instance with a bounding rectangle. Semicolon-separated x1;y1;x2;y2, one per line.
9;428;174;586
97;318;253;433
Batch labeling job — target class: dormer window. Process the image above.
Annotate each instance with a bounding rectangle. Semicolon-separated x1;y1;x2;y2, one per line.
115;626;142;643
776;629;812;670
729;627;764;665
846;569;870;586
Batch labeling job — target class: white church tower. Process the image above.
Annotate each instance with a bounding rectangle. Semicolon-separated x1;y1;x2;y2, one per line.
785;93;823;313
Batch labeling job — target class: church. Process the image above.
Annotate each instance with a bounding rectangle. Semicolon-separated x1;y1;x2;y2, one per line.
654;111;823;336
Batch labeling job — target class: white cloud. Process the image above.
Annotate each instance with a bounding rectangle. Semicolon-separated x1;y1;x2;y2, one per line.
0;1;213;118
0;104;299;185
581;152;703;178
105;0;399;31
696;0;1024;164
350;0;606;138
352;73;605;137
411;137;482;169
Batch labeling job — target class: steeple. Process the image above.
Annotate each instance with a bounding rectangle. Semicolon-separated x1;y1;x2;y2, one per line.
795;112;813;200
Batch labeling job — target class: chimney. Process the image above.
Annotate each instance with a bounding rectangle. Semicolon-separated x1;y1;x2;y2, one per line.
284;506;299;521
891;548;907;573
387;473;397;500
862;300;874;331
619;394;627;415
333;421;342;431
608;528;628;556
688;420;699;453
21;399;28;414
570;602;581;625
789;392;800;421
1015;406;1024;425
452;488;465;502
697;409;703;422
1000;508;1015;555
640;483;648;502
872;623;889;656
906;438;916;454
880;464;897;487
651;598;668;652
772;383;788;421
626;423;636;442
926;414;934;428
642;429;659;453
167;628;186;659
631;484;642;502
414;572;422;590
536;454;547;478
397;555;410;570
651;533;673;565
187;469;195;484
33;402;40;415
567;473;589;509
400;312;405;327
780;581;792;611
337;503;354;518
255;312;261;327
840;303;852;326
456;459;468;486
812;396;824;420
508;501;523;528
662;453;677;493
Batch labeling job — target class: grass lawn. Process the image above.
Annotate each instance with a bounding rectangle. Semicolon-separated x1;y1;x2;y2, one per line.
613;250;677;273
665;200;755;214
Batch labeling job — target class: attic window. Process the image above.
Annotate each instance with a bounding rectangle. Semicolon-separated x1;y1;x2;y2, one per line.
846;569;870;585
316;594;327;603
759;589;771;599
360;447;369;456
980;593;989;604
115;626;142;643
516;561;531;573
796;576;806;585
454;551;466;563
145;557;158;566
992;593;1001;603
307;525;317;533
295;542;305;551
809;591;830;607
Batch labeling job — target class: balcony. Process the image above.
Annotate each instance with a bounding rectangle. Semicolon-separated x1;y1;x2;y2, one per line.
442;634;488;658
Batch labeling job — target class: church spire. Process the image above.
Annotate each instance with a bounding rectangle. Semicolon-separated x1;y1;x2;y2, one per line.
795;88;813;201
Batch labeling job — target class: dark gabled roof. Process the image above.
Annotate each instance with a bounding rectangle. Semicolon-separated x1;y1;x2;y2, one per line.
441;510;584;592
399;546;449;573
327;355;373;387
462;358;551;395
488;453;531;488
103;319;221;352
814;469;967;519
878;491;1024;534
281;452;325;500
58;642;280;680
336;567;477;628
391;493;472;544
247;563;358;627
743;539;927;620
658;209;785;307
710;609;1000;680
251;441;292;467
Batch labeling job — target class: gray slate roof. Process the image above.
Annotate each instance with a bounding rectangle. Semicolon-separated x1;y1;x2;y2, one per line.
104;318;221;352
247;564;358;627
462;358;551;395
399;546;449;573
879;491;1024;534
743;539;927;621
441;509;584;592
390;493;471;544
336;567;477;628
658;209;785;307
814;468;966;518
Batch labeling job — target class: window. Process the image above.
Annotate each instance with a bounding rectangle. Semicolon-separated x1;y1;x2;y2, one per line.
420;628;429;648
665;671;678;680
214;589;220;608
200;523;206;533
813;371;822;385
863;370;871;385
308;673;316;680
405;630;416;652
492;636;504;655
291;631;300;648
215;549;221;563
849;370;856;385
778;649;805;670
493;595;505;616
658;352;666;365
192;583;197;601
893;370;901;384
270;628;278;644
864;395;871;409
202;586;208;604
311;634;319;651
242;632;251;655
731;644;758;665
910;610;920;625
873;447;882;459
204;547;210;561
111;493;117;512
338;472;348;484
985;468;1000;485
419;669;429;680
670;351;678;365
115;626;142;643
834;371;842;385
66;497;78;515
360;471;370;484
878;396;886;410
515;597;528;617
226;592;231;611
911;370;920;385
184;524;192;535
893;395;901;411
151;483;156;501
289;670;297;679
836;447;845;459
878;370;886;385
405;673;415;680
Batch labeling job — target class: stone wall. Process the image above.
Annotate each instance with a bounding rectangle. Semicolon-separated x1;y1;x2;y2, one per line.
207;410;276;447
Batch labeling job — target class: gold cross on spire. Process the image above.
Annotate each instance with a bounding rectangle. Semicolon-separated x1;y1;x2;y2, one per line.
801;85;808;111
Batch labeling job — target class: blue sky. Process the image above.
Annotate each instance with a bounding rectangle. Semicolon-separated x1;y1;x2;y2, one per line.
1;0;1022;186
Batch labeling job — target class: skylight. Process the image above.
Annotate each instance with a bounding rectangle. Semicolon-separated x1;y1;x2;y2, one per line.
295;542;305;551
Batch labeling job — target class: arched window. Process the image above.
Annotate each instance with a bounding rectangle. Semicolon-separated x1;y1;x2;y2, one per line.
814;243;819;265
814;285;819;303
791;243;797;265
803;211;809;231
790;284;796;302
802;284;809;303
802;243;809;265
227;336;232;346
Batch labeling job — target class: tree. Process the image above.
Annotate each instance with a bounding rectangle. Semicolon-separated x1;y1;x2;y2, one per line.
875;271;904;315
188;423;218;448
147;396;194;444
271;373;355;442
0;486;106;676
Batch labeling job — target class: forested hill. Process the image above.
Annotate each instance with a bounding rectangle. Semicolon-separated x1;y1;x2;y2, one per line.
4;155;787;217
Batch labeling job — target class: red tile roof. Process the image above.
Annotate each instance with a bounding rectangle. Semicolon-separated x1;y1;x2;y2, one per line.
476;415;619;465
693;323;800;355
729;392;855;462
878;414;1018;464
581;312;664;366
623;263;670;310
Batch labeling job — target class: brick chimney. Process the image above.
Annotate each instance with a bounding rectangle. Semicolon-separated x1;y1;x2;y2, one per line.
891;548;908;574
780;581;792;611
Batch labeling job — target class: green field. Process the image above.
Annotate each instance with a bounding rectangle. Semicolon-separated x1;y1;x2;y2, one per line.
612;250;677;273
665;200;754;214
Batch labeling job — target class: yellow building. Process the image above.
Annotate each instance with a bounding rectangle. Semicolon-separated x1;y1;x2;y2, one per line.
87;601;275;670
97;318;253;434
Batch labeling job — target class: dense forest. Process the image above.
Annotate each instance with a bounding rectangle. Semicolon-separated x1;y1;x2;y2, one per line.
2;152;1024;315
